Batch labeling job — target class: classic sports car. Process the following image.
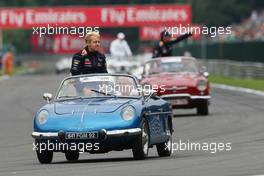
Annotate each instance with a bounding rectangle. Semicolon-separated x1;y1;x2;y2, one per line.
140;57;211;115
32;74;173;164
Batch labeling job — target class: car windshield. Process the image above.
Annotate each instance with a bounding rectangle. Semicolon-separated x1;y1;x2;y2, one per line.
56;75;141;100
144;58;199;75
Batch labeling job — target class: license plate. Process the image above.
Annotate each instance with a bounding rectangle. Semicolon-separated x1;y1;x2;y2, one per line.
168;99;188;105
65;132;98;139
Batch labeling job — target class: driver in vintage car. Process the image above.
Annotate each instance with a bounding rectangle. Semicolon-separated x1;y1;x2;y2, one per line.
70;31;108;75
152;30;192;58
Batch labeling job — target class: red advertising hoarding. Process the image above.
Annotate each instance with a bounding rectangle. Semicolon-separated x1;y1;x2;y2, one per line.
1;5;192;54
31;34;115;54
0;5;191;28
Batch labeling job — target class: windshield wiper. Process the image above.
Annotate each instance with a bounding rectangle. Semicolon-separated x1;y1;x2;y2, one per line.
90;89;117;98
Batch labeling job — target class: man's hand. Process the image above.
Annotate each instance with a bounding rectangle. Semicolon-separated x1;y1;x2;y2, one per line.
81;49;88;56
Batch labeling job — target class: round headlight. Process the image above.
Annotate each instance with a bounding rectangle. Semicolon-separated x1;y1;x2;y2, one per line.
197;80;207;91
37;110;49;125
121;106;135;121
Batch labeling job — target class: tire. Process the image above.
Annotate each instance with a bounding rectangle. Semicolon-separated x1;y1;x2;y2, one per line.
197;100;209;116
36;149;53;164
156;120;172;157
65;150;79;161
132;119;149;160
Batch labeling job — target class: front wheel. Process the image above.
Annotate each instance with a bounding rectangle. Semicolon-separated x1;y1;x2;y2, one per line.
65;150;79;161
132;119;149;160
36;149;53;164
156;127;172;157
197;100;209;116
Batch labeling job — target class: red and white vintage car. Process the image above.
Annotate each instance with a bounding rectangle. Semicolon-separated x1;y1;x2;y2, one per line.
140;56;210;115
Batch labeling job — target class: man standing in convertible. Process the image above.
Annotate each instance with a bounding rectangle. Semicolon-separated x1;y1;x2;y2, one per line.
70;31;108;75
152;30;192;58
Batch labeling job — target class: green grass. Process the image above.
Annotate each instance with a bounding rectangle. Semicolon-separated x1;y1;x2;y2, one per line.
209;75;264;91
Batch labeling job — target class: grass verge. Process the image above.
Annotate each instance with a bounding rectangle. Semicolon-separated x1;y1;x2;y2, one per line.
209;74;264;91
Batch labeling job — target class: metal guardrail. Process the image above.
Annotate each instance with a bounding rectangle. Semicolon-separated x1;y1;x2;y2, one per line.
199;59;264;79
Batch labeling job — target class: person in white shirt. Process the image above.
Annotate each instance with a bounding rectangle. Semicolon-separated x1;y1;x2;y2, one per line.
110;32;132;58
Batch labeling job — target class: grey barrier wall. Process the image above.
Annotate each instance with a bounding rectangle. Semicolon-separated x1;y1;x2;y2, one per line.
199;59;264;79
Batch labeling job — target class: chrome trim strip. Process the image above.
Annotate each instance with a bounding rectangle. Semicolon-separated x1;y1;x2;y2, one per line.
32;132;59;138
161;94;211;99
106;128;141;135
161;93;190;98
32;128;142;139
191;95;211;99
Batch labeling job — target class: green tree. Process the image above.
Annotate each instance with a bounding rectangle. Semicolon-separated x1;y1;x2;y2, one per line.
192;0;253;26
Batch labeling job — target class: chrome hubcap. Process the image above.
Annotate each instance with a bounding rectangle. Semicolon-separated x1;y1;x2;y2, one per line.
142;123;149;154
166;137;172;152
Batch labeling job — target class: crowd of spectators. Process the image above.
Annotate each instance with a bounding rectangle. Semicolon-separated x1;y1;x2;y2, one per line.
215;10;264;41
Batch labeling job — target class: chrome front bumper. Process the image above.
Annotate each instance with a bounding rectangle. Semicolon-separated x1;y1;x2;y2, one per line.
161;93;211;100
32;128;142;140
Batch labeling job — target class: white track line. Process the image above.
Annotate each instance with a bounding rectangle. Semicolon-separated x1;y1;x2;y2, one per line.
212;83;264;97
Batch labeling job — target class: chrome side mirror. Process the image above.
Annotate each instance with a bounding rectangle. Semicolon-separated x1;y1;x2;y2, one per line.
43;93;53;103
203;72;210;77
201;66;209;77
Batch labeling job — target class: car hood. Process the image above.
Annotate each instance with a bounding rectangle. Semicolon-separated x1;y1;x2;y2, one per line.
54;98;131;115
145;73;200;87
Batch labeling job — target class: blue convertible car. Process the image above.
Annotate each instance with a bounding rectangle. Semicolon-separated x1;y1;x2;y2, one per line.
32;74;173;163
